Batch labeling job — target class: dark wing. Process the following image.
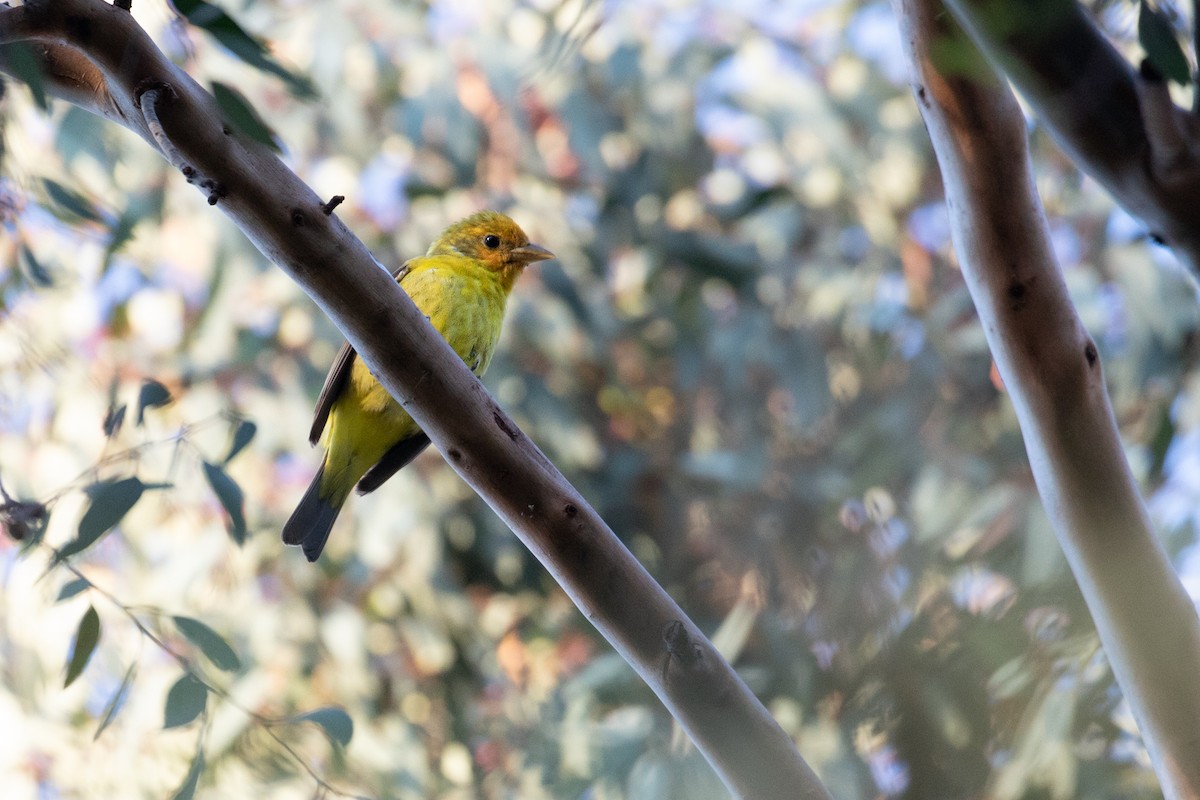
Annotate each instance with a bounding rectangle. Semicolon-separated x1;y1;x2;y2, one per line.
307;261;413;445
355;433;432;495
308;341;355;445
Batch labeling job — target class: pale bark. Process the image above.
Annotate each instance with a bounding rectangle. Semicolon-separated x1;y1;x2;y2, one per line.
0;1;830;796
943;0;1200;275
893;0;1200;795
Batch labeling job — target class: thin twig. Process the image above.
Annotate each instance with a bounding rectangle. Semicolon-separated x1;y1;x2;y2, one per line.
43;413;231;505
53;555;365;799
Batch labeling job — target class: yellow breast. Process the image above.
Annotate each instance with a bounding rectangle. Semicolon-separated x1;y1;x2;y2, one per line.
342;255;511;422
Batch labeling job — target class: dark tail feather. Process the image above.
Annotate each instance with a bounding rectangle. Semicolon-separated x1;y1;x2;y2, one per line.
355;433;431;495
281;462;341;562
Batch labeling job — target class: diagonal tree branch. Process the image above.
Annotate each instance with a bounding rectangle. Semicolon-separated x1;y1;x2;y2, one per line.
942;0;1200;274
0;0;829;796
893;0;1200;796
1190;0;1200;112
1194;0;1200;112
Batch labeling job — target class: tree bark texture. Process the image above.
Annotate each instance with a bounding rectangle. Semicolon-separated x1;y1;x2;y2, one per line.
893;1;1200;796
0;1;830;797
945;0;1200;275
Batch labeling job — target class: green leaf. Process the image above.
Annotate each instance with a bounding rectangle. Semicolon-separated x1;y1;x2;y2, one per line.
173;616;241;672
163;674;208;729
64;605;101;688
1139;1;1192;85
223;420;257;464
56;577;91;602
95;662;137;740
102;186;166;275
137;380;172;425
170;0;317;98
211;82;280;152
202;462;247;545
170;748;204;800
58;478;146;559
292;706;354;747
42;178;107;224
103;404;127;438
104;211;140;264
1148;403;1176;484
57;105;116;167
20;244;53;287
4;42;48;110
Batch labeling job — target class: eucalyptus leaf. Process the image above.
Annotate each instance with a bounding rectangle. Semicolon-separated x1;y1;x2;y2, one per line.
202;462;247;545
292;706;354;747
170;748;205;800
5;42;48;110
19;244;53;287
223;420;257;465
102;404;127;438
55;577;91;602
136;380;172;425
163;674;208;729
211;82;280;151
102;186;166;275
1148;403;1175;484
95;663;137;740
170;0;316;98
42;178;107;224
64;605;101;688
174;616;241;672
58;478;145;559
1139;1;1192;85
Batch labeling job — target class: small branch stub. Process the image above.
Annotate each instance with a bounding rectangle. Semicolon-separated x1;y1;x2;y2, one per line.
203;180;227;206
661;620;703;684
321;195;344;215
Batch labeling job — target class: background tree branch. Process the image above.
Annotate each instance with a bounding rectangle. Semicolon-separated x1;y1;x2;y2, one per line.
893;0;1200;796
1193;0;1200;110
940;0;1200;274
0;0;831;797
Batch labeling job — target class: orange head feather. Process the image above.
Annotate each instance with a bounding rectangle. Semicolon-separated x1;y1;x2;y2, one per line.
427;211;554;279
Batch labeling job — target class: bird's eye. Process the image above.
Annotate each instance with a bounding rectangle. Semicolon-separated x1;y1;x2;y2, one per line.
483;234;501;249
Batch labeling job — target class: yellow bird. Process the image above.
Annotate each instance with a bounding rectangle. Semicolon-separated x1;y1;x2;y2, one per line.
282;211;553;561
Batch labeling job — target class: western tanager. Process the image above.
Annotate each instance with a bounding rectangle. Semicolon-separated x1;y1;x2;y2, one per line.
282;211;553;561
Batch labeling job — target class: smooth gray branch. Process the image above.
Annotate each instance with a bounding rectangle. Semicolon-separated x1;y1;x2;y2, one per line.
1194;0;1200;112
894;0;1200;795
0;0;830;796
944;0;1200;274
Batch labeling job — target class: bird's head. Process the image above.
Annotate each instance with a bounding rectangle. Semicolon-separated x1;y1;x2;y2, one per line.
429;211;554;288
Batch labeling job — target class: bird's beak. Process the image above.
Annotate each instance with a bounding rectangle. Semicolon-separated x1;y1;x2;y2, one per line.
512;243;554;264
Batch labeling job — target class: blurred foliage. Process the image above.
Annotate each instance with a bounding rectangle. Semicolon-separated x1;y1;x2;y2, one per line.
1;0;1199;798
